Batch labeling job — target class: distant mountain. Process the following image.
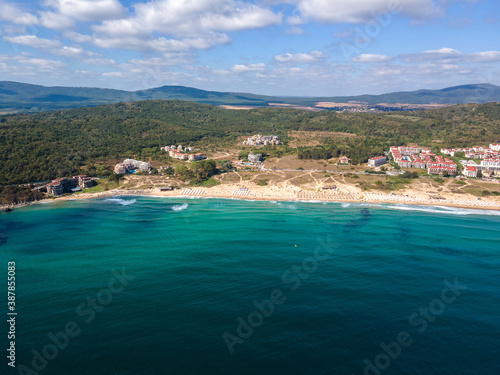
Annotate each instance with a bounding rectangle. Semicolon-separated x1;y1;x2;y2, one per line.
325;84;500;105
0;81;499;113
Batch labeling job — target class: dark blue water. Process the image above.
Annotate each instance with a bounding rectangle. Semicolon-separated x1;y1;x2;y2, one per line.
1;197;499;375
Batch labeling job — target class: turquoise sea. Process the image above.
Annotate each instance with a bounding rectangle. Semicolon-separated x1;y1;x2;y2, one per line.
1;197;499;375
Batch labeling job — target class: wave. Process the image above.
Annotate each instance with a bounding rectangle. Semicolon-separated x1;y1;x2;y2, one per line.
105;198;137;206
171;203;189;212
379;204;500;216
341;203;351;208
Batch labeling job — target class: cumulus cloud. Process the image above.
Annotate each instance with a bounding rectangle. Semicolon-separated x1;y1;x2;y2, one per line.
43;0;126;22
274;50;328;64
3;35;60;49
351;53;393;63
39;11;76;30
102;71;123;77
0;2;38;25
401;48;500;63
63;31;92;43
91;0;281;53
17;57;66;71
230;63;266;72
93;33;230;53
3;34;114;62
285;0;467;24
199;4;282;31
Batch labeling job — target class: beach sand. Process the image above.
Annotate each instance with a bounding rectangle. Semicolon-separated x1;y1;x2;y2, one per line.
39;182;500;212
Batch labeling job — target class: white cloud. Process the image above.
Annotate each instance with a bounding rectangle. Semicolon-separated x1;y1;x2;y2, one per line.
43;0;126;22
102;71;123;77
274;50;328;64
351;53;393;63
0;2;38;25
4;34;114;63
93;33;230;53
231;63;266;72
3;35;60;49
284;0;469;24
90;0;281;54
401;48;500;63
17;57;66;71
63;31;92;43
130;0;281;35
82;57;116;65
39;11;75;30
199;4;282;32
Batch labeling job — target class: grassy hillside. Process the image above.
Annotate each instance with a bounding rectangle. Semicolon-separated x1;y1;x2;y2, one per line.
1;100;499;187
1;81;499;113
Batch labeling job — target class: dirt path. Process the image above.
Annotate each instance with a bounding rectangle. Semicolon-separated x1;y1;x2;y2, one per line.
233;171;244;184
210;152;232;160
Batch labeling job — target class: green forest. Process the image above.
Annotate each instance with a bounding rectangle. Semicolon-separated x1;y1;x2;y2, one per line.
1;100;499;203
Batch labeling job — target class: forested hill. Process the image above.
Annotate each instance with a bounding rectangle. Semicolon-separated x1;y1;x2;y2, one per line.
1;100;499;186
1;81;499;113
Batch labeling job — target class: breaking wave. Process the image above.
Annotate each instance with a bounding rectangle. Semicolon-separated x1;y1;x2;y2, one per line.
105;198;137;206
380;204;500;216
171;203;189;212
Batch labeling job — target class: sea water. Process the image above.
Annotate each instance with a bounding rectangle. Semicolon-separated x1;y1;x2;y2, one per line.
1;197;499;374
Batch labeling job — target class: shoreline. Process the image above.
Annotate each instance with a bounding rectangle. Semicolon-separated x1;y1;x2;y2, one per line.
7;185;498;214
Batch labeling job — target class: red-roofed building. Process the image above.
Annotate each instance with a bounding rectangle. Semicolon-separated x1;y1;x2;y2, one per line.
462;165;478;178
188;153;205;161
368;156;387;167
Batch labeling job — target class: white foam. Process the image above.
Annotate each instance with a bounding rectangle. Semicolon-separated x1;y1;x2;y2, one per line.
341;203;351;208
105;198;137;206
379;204;500;216
171;203;189;211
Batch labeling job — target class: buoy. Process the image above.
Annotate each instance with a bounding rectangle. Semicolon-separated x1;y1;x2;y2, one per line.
295;245;297;247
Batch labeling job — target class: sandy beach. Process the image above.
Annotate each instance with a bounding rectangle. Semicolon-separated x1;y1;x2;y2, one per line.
31;181;500;212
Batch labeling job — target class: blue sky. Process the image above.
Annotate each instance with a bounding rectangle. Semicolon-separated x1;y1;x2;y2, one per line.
0;0;499;96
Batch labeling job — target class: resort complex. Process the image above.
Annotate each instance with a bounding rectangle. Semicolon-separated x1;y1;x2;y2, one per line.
390;145;458;175
46;175;95;195
161;144;205;161
114;159;152;174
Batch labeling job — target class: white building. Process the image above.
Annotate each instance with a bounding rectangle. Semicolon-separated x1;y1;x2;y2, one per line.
248;153;262;163
244;134;282;146
368;156;387;167
114;163;127;174
462;165;478;178
188;153;204;161
123;159;151;171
